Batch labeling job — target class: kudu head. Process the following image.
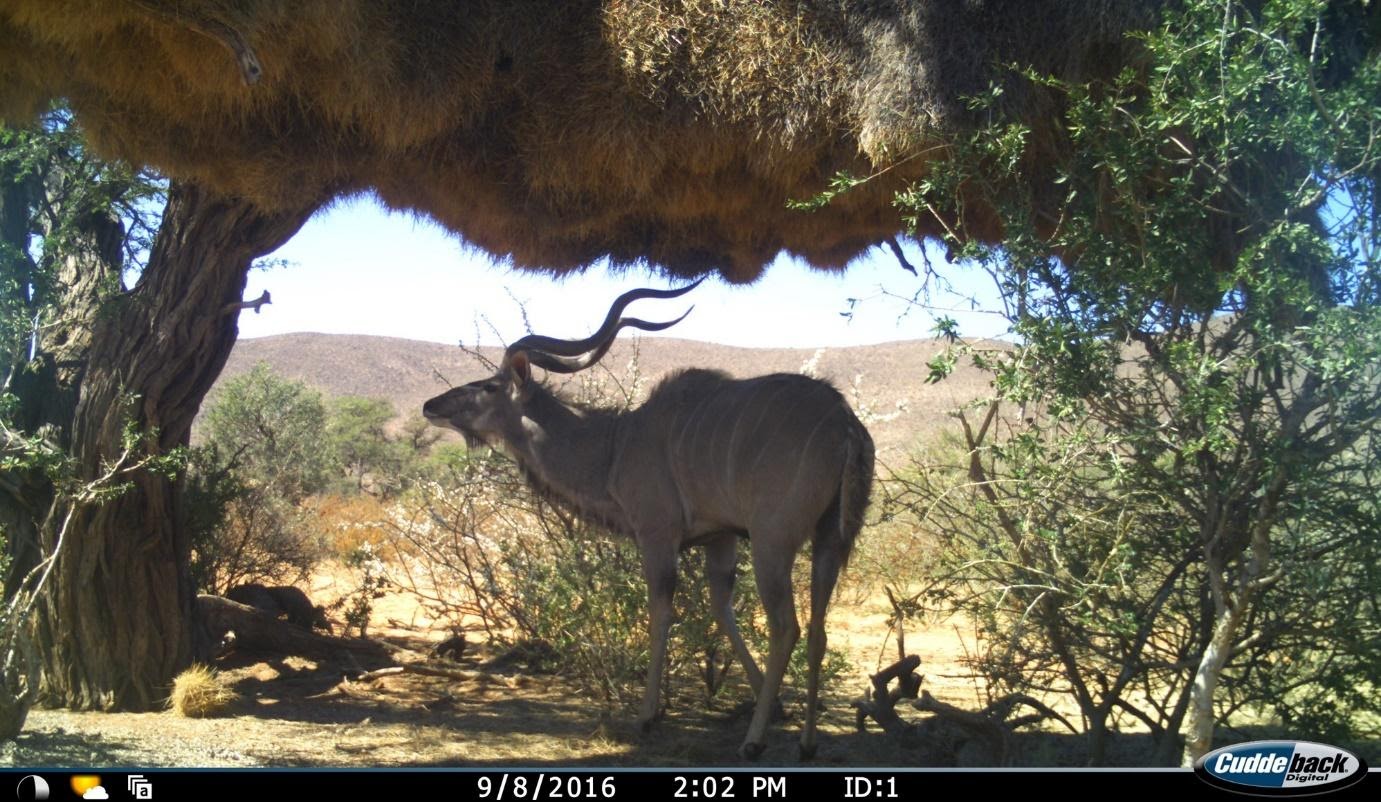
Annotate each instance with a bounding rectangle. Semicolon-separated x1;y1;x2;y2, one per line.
422;282;701;448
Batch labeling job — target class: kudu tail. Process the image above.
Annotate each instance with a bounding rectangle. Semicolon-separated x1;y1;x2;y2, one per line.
817;422;874;570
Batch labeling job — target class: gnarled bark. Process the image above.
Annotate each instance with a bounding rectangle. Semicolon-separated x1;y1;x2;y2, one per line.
31;182;318;710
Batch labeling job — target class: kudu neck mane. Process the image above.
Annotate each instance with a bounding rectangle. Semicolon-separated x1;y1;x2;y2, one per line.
509;381;629;534
520;381;624;432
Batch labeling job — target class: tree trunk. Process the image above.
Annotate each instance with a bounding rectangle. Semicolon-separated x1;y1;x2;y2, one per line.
1153;681;1192;766
1180;607;1242;766
1180;550;1248;767
1087;713;1108;767
32;182;317;710
3;162;129;593
0;160;41;593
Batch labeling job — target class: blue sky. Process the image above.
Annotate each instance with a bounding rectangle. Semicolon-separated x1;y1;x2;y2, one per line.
240;196;1009;349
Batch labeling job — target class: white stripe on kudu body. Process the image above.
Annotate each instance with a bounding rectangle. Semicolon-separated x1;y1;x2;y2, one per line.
423;283;874;761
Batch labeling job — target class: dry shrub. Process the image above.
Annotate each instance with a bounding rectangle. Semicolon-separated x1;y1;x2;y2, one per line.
312;493;390;555
189;490;328;595
169;665;238;718
386;451;765;706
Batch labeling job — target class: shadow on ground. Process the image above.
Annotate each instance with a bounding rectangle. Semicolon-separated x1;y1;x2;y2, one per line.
8;643;1378;769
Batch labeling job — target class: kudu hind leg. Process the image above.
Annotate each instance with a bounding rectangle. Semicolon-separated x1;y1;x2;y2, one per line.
738;545;800;761
705;537;764;697
799;542;845;760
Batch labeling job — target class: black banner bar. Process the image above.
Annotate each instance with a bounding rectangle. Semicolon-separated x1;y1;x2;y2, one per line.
4;769;1378;801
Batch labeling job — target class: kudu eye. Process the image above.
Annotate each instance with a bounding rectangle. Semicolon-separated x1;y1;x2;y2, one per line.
482;383;500;393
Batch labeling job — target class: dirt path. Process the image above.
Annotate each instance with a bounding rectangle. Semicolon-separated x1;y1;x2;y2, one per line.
3;589;998;769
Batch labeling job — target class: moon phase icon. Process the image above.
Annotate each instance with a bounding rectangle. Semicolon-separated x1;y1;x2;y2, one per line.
16;775;50;801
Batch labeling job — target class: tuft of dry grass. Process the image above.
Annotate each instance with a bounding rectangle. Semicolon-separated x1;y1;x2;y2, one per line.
168;665;238;718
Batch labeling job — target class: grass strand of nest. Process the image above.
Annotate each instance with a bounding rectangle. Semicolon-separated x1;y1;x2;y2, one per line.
0;1;1158;280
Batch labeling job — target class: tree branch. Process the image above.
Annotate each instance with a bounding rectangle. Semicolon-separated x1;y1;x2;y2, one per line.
885;237;918;276
222;290;271;316
127;0;263;85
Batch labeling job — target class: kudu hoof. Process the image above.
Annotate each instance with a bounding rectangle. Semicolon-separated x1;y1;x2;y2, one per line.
738;742;766;762
798;742;818;761
637;709;665;736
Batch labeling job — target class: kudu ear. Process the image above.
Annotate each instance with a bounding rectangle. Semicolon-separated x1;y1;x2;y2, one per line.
508;351;532;386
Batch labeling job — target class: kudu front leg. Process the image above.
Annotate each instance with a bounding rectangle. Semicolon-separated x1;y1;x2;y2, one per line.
638;543;678;734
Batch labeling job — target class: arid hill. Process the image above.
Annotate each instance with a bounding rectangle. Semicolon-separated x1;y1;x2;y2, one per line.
208;333;999;458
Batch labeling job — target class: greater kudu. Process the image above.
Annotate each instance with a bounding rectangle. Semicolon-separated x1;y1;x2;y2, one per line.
422;284;874;760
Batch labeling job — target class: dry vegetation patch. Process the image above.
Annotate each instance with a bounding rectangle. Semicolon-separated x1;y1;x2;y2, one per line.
4;555;994;768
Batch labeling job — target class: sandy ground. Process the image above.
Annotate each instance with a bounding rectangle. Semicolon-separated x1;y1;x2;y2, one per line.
2;574;1028;769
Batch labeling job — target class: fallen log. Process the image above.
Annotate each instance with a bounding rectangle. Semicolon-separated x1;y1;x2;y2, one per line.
196;594;391;664
913;689;1011;764
850;653;922;736
354;664;516;686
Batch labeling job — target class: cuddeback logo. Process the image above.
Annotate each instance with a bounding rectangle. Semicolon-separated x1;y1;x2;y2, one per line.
1195;740;1368;795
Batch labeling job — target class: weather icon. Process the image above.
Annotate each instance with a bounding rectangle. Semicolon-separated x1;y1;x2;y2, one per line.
69;777;99;796
69;777;106;799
